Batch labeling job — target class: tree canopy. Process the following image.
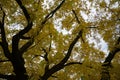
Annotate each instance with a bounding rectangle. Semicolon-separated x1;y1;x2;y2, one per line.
0;0;120;80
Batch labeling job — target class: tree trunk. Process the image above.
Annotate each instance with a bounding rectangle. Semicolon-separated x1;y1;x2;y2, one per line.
11;53;28;80
101;65;110;80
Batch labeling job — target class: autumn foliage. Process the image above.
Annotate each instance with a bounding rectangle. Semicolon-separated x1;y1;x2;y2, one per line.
0;0;120;80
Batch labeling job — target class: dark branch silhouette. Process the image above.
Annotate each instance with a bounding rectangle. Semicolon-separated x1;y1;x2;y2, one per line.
0;5;11;59
41;30;83;80
101;37;120;80
42;0;65;25
72;9;80;24
35;0;66;37
0;74;15;80
2;0;34;79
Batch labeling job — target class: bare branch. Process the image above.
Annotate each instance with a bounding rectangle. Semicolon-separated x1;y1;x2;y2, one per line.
0;74;15;80
19;39;34;54
72;10;80;24
14;0;33;38
60;30;83;64
0;5;11;59
12;0;33;55
15;0;33;38
41;35;52;73
103;37;120;65
101;37;120;80
41;30;83;79
31;0;65;40
42;48;48;62
41;48;49;72
35;0;65;39
15;0;31;22
42;0;65;24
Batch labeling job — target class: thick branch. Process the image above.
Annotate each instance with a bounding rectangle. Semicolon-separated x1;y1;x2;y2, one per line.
0;6;11;59
41;30;82;80
42;0;65;25
0;74;15;80
15;0;33;37
12;0;33;54
103;37;120;65
14;0;33;38
103;48;120;65
19;39;34;54
60;30;83;64
15;0;30;22
53;30;82;67
101;37;120;80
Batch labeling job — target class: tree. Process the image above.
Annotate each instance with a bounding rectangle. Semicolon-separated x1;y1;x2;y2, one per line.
0;0;120;80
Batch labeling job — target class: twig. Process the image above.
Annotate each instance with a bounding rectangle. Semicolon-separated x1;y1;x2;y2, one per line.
72;9;80;24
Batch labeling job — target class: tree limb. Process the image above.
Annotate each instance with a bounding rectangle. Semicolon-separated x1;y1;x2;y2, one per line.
42;0;65;25
0;5;11;59
15;0;33;38
41;30;83;80
36;0;65;38
72;9;80;24
15;0;33;37
103;37;120;65
101;37;120;80
42;48;49;62
19;39;34;54
12;0;33;54
41;48;49;73
59;30;83;64
0;74;15;80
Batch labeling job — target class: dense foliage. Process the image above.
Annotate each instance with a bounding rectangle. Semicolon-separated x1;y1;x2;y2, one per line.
0;0;120;80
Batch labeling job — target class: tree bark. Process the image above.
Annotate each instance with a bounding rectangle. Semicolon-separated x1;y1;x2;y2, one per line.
40;30;82;80
11;55;28;80
101;37;120;80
